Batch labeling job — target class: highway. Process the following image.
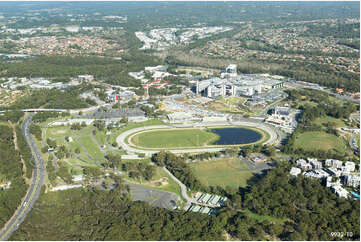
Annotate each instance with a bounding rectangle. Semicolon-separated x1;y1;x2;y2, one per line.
116;121;278;155
0;114;45;241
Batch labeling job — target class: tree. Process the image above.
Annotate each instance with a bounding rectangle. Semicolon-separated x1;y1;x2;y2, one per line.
143;166;156;180
94;120;105;131
106;153;122;169
83;167;102;178
46;138;57;149
41;146;48;153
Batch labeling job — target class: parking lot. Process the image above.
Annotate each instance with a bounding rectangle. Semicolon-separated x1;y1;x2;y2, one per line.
126;182;180;210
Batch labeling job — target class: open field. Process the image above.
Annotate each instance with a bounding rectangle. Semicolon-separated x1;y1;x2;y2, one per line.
94;131;107;147
313;116;346;128
130;128;219;148
78;136;104;159
189;158;254;189
45;126;72;145
294;131;348;153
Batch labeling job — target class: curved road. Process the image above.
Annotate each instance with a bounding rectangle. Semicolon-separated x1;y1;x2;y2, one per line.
162;167;196;207
116;121;278;155
0;114;45;241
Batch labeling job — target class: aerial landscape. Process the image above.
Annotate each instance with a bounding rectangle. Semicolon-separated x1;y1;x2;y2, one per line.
0;1;359;241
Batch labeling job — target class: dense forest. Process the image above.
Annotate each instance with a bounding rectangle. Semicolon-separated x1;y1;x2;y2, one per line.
11;186;226;240
1;2;359;29
239;166;360;240
10;162;360;241
0;54;161;87
0;125;28;229
3;88;89;110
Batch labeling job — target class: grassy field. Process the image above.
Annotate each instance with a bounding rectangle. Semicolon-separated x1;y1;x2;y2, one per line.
130;128;219;148
313;116;346;128
175;67;214;76
45;126;72;146
94;131;107;147
78;136;104;159
294;131;348;153
189;158;254;189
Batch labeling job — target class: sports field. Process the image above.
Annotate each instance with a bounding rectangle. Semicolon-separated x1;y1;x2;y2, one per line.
294;131;347;152
130;128;219;148
129;126;268;149
189;158;254;189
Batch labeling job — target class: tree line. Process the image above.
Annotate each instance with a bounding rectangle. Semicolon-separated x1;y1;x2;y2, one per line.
0;125;28;229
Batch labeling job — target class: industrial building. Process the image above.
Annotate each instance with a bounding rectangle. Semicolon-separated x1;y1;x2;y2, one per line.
195;65;284;98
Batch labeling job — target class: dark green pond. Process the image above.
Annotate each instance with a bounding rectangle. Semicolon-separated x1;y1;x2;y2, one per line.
210;128;262;145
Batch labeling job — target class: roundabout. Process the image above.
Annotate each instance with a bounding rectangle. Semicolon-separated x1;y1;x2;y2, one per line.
116;121;278;155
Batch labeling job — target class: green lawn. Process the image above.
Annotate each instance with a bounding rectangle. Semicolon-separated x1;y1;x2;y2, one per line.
189;158;254;189
45;126;72;145
65;157;98;168
71;126;94;137
313;116;346;128
294;131;347;153
94;131;107;147
78;136;104;159
130;128;219;148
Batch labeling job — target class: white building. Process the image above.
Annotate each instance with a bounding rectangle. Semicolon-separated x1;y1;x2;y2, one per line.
145;65;167;72
303;169;329;179
326;176;341;188
326;167;342;177
330;184;349;198
296;159;312;171
324;159;343;169
290;167;302;177
50;184;82;191
78;75;94;82
222;64;237;78
344;175;360;188
344;161;355;172
308;158;322;169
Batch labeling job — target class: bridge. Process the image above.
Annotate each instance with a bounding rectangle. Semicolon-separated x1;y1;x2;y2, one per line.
0;108;68;114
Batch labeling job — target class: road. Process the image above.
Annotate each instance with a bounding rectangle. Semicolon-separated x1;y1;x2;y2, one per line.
350;136;359;152
116;121;278;155
162;167;196;207
256;94;287;117
0;114;45;241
